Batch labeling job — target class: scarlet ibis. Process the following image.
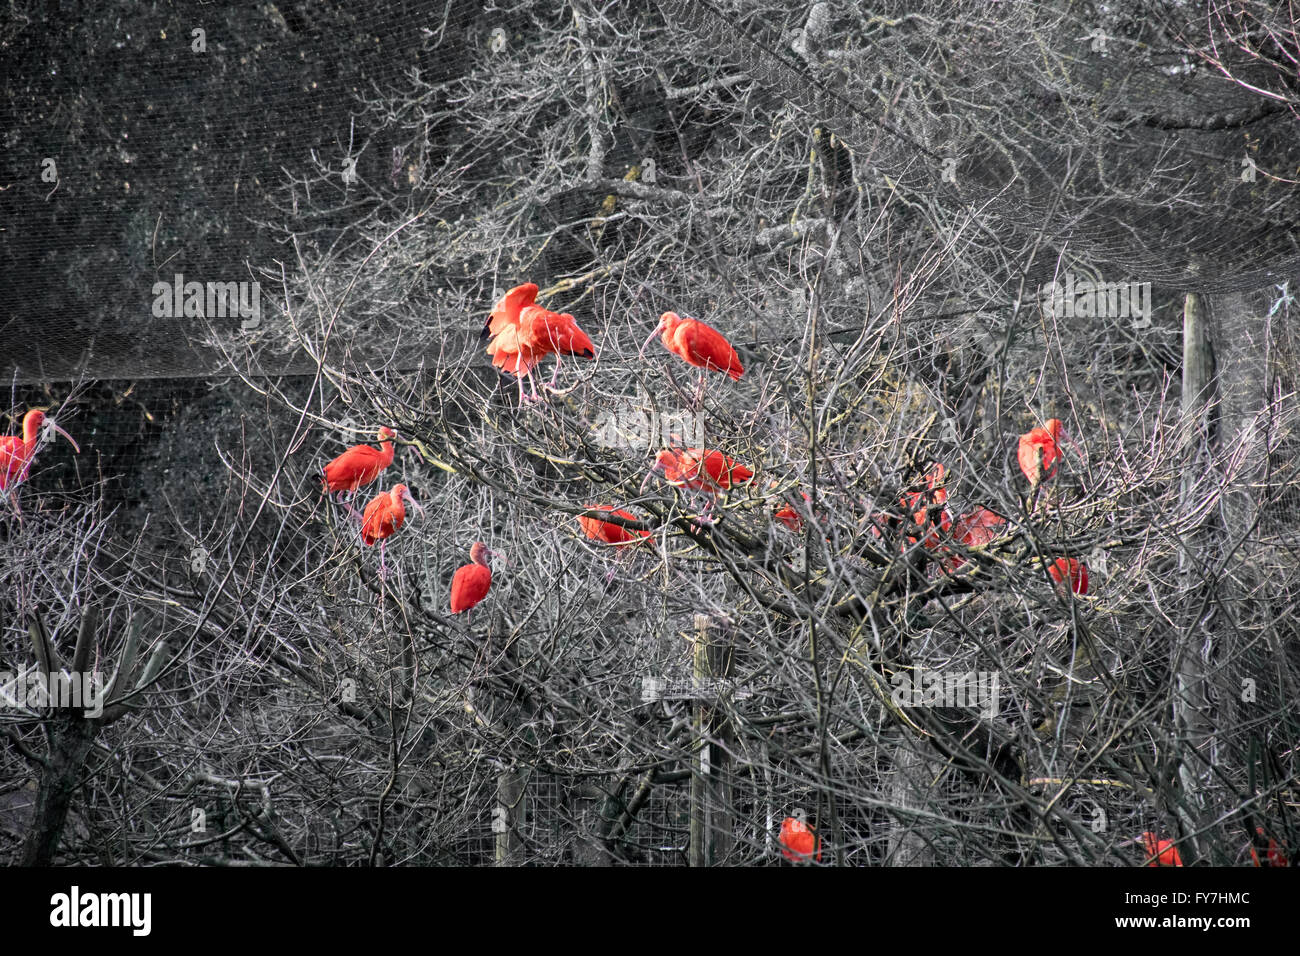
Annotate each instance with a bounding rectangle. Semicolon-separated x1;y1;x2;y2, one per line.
322;427;396;496
1249;827;1288;867
484;282;596;403
642;448;753;494
1018;419;1063;490
360;483;423;579
902;463;951;546
640;312;743;400
451;541;500;614
778;816;822;863
642;447;753;525
772;489;813;532
1141;832;1183;867
577;505;651;545
1048;557;1089;596
871;464;951;552
945;507;1006;570
0;408;80;495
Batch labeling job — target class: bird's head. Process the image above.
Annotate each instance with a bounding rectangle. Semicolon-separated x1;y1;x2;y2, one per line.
640;450;673;492
1046;418;1085;458
25;407;80;452
469;540;504;567
377;426;397;442
638;311;680;359
393;483;424;517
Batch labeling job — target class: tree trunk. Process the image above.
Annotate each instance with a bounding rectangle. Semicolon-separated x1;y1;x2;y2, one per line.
19;717;95;865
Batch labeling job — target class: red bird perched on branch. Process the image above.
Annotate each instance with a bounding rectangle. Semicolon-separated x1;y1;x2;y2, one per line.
451;541;501;614
643;448;753;526
1250;827;1288;867
871;463;951;551
322;427;396;495
1;408;80;494
1048;557;1089;596
1018;418;1064;490
640;311;743;385
360;483;424;579
643;448;753;494
774;491;811;532
778;816;822;863
577;505;651;546
945;507;1007;570
1141;832;1183;867
484;282;596;403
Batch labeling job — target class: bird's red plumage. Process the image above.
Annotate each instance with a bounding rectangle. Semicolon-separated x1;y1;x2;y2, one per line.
1;409;78;492
450;562;492;613
1018;419;1063;488
656;312;743;380
360;485;408;545
778;816;821;862
653;448;753;493
1141;832;1183;867
578;506;650;545
323;429;395;493
485;283;596;380
1048;557;1088;595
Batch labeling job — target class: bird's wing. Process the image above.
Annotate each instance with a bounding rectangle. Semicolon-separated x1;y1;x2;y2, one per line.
485;282;539;340
679;322;739;373
525;307;595;358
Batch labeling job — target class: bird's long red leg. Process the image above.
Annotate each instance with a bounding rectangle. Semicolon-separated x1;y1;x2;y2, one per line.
378;540;388;581
523;366;542;404
547;354;562;390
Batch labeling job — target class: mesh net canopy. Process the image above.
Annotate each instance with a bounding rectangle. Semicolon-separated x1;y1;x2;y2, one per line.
3;0;1298;383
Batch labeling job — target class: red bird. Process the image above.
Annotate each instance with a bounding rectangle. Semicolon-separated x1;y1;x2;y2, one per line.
774;503;801;531
1048;557;1089;596
643;448;753;494
1249;827;1288;867
578;505;651;545
643;448;752;526
778;816;822;863
360;483;423;579
1018;418;1064;489
952;508;1006;549
451;541;500;614
484;282;596;402
640;311;743;383
1141;832;1183;867
946;507;1007;570
871;463;951;552
1;408;79;494
322;427;396;495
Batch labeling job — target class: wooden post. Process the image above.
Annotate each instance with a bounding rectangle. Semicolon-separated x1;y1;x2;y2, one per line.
1173;291;1214;860
689;614;734;866
494;768;526;866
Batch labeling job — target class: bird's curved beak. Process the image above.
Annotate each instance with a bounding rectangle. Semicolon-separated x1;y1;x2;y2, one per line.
402;490;425;518
638;323;664;360
1059;428;1084;459
640;463;663;494
488;547;506;567
46;420;80;454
